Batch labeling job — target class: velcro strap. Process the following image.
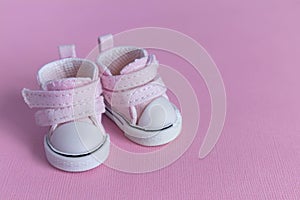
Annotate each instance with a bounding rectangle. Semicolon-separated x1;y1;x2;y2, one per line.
101;62;158;91
35;96;105;126
22;79;101;108
103;78;166;107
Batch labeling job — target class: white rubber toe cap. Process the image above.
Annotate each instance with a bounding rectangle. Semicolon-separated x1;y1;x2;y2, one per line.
49;121;105;155
138;97;177;130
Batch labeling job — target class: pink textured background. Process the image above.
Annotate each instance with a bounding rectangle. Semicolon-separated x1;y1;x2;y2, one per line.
0;0;299;199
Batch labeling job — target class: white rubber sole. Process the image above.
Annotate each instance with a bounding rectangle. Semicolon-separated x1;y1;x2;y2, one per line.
105;106;182;146
44;134;110;172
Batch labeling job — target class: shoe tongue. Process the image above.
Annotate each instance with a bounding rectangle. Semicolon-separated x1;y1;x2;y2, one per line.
45;77;91;91
45;65;94;91
120;56;149;75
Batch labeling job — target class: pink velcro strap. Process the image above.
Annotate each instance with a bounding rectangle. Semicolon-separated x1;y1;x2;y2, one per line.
101;62;159;91
103;77;166;107
35;96;105;126
58;45;76;59
22;79;102;108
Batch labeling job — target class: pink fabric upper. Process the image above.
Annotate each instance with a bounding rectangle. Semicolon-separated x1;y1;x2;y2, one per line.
120;56;148;74
98;47;168;124
22;45;105;127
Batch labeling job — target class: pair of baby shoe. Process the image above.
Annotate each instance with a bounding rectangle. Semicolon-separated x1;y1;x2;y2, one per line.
22;34;182;172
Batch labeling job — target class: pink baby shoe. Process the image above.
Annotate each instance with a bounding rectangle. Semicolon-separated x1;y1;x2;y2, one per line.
22;45;110;172
96;34;182;146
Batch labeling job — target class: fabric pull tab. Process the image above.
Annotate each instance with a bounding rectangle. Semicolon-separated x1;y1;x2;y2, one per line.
58;44;76;59
98;34;113;52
